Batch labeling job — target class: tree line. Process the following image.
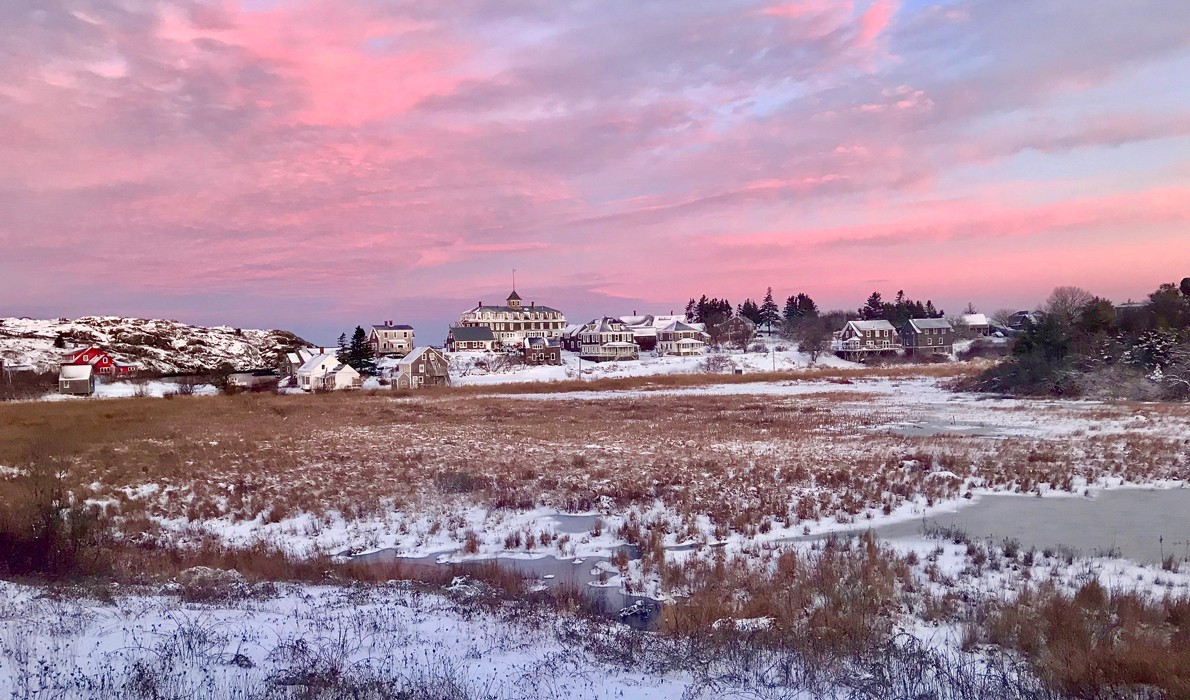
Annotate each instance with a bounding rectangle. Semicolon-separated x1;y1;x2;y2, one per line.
974;278;1190;399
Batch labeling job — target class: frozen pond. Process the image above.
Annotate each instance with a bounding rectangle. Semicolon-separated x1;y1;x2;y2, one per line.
872;488;1190;563
357;546;661;628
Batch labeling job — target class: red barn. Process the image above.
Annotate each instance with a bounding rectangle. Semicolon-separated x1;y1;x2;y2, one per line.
63;347;135;377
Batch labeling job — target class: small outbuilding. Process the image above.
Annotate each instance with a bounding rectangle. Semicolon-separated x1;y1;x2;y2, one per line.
59;364;95;396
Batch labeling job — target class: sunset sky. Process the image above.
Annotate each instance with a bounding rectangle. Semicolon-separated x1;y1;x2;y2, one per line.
1;0;1189;342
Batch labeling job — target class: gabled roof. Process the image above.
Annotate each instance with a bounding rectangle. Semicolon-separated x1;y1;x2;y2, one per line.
399;346;445;366
907;318;953;332
371;324;414;332
584;317;630;334
450;326;496;342
660;320;704;334
297;352;339;374
961;313;989;326
847;320;896;332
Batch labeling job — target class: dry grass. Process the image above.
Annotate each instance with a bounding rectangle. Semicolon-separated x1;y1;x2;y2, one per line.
2;375;1189;561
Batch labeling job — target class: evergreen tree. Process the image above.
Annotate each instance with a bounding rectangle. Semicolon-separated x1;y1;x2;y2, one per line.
1180;277;1190;298
860;292;884;320
759;287;780;333
336;333;349;365
738;299;762;325
52;333;66;349
347;326;375;374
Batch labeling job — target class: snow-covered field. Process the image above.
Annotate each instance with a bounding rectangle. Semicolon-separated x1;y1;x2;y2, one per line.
2;361;1189;697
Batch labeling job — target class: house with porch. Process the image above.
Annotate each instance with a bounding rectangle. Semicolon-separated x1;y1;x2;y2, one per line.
579;317;640;362
657;320;708;356
834;320;901;361
369;323;414;358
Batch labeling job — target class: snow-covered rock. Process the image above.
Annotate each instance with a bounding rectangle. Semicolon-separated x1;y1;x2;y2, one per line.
0;316;309;373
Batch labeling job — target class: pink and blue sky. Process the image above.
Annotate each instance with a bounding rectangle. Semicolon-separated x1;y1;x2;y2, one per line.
1;0;1188;342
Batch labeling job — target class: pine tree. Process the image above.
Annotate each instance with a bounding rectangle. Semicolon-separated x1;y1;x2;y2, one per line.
336;333;349;365
860;292;884;320
347;326;375;374
759;287;780;334
52;333;66;349
738;299;762;325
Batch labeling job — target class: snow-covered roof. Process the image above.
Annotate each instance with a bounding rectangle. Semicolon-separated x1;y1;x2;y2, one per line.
398;347;432;365
659;320;705;334
907;318;952;332
847;320;896;332
961;313;989;326
59;365;93;380
297;353;338;374
675;337;705;345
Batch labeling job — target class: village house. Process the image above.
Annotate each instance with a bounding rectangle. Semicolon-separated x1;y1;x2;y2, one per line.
901;318;954;356
446;326;497;352
620;312;689;352
59;364;95;396
296;352;361;391
560;323;585;352
392;346;450;389
521;336;562;365
657;320;709;356
63;346;136;377
834;320;901;361
369;323;414;358
280;348;315;378
960;313;991;337
456;291;567;348
579;317;640;362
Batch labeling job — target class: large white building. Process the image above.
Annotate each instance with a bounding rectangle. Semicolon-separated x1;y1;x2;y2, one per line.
456;291;566;347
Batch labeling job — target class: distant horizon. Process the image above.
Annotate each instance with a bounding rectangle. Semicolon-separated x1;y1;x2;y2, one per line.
1;275;1176;346
2;1;1188;346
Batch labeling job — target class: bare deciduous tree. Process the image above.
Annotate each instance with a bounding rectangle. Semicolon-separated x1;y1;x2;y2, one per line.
1045;286;1094;323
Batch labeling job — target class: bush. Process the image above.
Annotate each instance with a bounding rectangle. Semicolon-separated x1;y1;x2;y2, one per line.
0;455;107;579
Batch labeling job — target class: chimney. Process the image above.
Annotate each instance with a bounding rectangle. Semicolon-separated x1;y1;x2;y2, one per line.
478;301;482;308
633;309;636;316
530;301;535;308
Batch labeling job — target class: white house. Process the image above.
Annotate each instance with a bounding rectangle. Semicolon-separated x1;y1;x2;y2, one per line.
296;352;361;391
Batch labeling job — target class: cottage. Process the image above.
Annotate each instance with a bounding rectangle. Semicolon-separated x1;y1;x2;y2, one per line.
579;318;640;362
657;320;708;356
59;364;95;396
369;323;414;358
446;326;497;352
834;320;901;361
296;352;361;391
901;318;954;356
456;291;567;348
521;337;562;365
393;347;450;389
960;313;990;337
